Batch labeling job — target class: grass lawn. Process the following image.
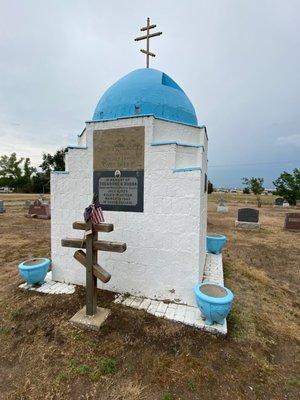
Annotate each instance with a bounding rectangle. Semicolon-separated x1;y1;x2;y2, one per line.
0;194;299;399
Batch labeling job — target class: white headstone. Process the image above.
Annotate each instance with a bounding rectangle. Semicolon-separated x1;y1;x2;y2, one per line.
217;197;228;213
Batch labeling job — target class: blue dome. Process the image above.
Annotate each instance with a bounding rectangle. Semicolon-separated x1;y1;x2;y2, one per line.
92;68;198;126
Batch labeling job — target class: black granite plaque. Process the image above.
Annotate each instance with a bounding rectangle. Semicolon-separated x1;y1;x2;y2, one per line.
94;170;144;212
237;208;259;223
274;197;284;206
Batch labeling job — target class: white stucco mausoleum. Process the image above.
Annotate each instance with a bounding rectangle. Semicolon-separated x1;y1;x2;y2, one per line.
51;68;210;311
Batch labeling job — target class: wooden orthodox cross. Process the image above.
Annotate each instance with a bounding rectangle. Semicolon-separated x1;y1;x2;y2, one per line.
61;221;126;329
134;17;162;68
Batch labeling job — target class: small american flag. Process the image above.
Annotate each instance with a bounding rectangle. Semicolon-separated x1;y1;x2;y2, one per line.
84;200;105;226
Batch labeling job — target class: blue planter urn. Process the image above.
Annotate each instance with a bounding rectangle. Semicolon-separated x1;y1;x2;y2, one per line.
18;258;50;285
194;282;234;325
206;234;227;254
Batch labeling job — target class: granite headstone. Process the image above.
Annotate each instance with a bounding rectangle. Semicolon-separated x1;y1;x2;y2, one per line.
284;213;300;231
274;197;284;206
237;208;259;223
28;199;51;219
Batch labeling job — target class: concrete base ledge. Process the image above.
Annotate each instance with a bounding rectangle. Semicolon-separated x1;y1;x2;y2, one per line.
70;306;110;331
235;221;260;230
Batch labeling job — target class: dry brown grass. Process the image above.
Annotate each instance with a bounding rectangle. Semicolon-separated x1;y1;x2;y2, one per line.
208;191;277;206
0;195;299;400
0;193;50;203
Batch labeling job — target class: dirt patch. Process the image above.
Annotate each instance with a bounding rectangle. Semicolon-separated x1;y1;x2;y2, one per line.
0;199;299;400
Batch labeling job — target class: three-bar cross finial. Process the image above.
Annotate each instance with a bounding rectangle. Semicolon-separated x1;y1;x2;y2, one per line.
134;17;162;68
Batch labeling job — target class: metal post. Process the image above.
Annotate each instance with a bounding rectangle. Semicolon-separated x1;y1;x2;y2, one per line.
134;18;162;68
146;17;150;68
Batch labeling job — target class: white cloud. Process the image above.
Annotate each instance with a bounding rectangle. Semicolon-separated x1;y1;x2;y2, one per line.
0;0;300;186
0;115;60;167
276;134;300;147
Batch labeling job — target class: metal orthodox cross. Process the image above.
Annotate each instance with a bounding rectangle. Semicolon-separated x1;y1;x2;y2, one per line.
134;17;162;68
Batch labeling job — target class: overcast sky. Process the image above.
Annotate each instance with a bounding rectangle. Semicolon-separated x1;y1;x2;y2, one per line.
0;0;299;187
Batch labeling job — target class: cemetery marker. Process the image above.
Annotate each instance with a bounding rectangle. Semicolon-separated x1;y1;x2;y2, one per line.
284;213;300;231
27;199;51;219
61;220;126;329
217;197;228;213
274;197;284;207
0;200;5;213
50;23;209;309
235;208;260;230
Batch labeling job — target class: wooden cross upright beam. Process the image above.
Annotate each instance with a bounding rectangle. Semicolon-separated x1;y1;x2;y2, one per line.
61;221;127;317
134;17;162;68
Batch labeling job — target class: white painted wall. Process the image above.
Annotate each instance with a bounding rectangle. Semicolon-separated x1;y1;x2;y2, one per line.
51;116;208;306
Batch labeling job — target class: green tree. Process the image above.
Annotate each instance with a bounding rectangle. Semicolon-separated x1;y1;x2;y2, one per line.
208;180;214;194
31;172;51;193
18;158;36;192
0;153;23;180
0;149;66;193
273;168;300;206
242;177;264;207
0;153;36;191
40;148;66;174
39;148;66;192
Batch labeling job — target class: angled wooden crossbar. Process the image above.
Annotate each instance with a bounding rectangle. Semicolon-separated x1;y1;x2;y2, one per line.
74;250;111;283
61;220;127;317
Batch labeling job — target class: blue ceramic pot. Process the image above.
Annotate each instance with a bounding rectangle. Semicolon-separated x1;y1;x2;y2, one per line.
206;234;227;254
18;258;50;285
194;282;234;325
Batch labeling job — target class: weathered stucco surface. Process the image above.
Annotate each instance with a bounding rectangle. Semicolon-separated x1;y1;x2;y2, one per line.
51;116;207;306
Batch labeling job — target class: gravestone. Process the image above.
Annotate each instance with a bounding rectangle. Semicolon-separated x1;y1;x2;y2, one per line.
282;200;290;208
235;208;260;229
284;213;300;231
217;197;228;213
274;197;284;207
238;208;259;222
296;200;300;209
0;200;6;213
28;199;51;219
